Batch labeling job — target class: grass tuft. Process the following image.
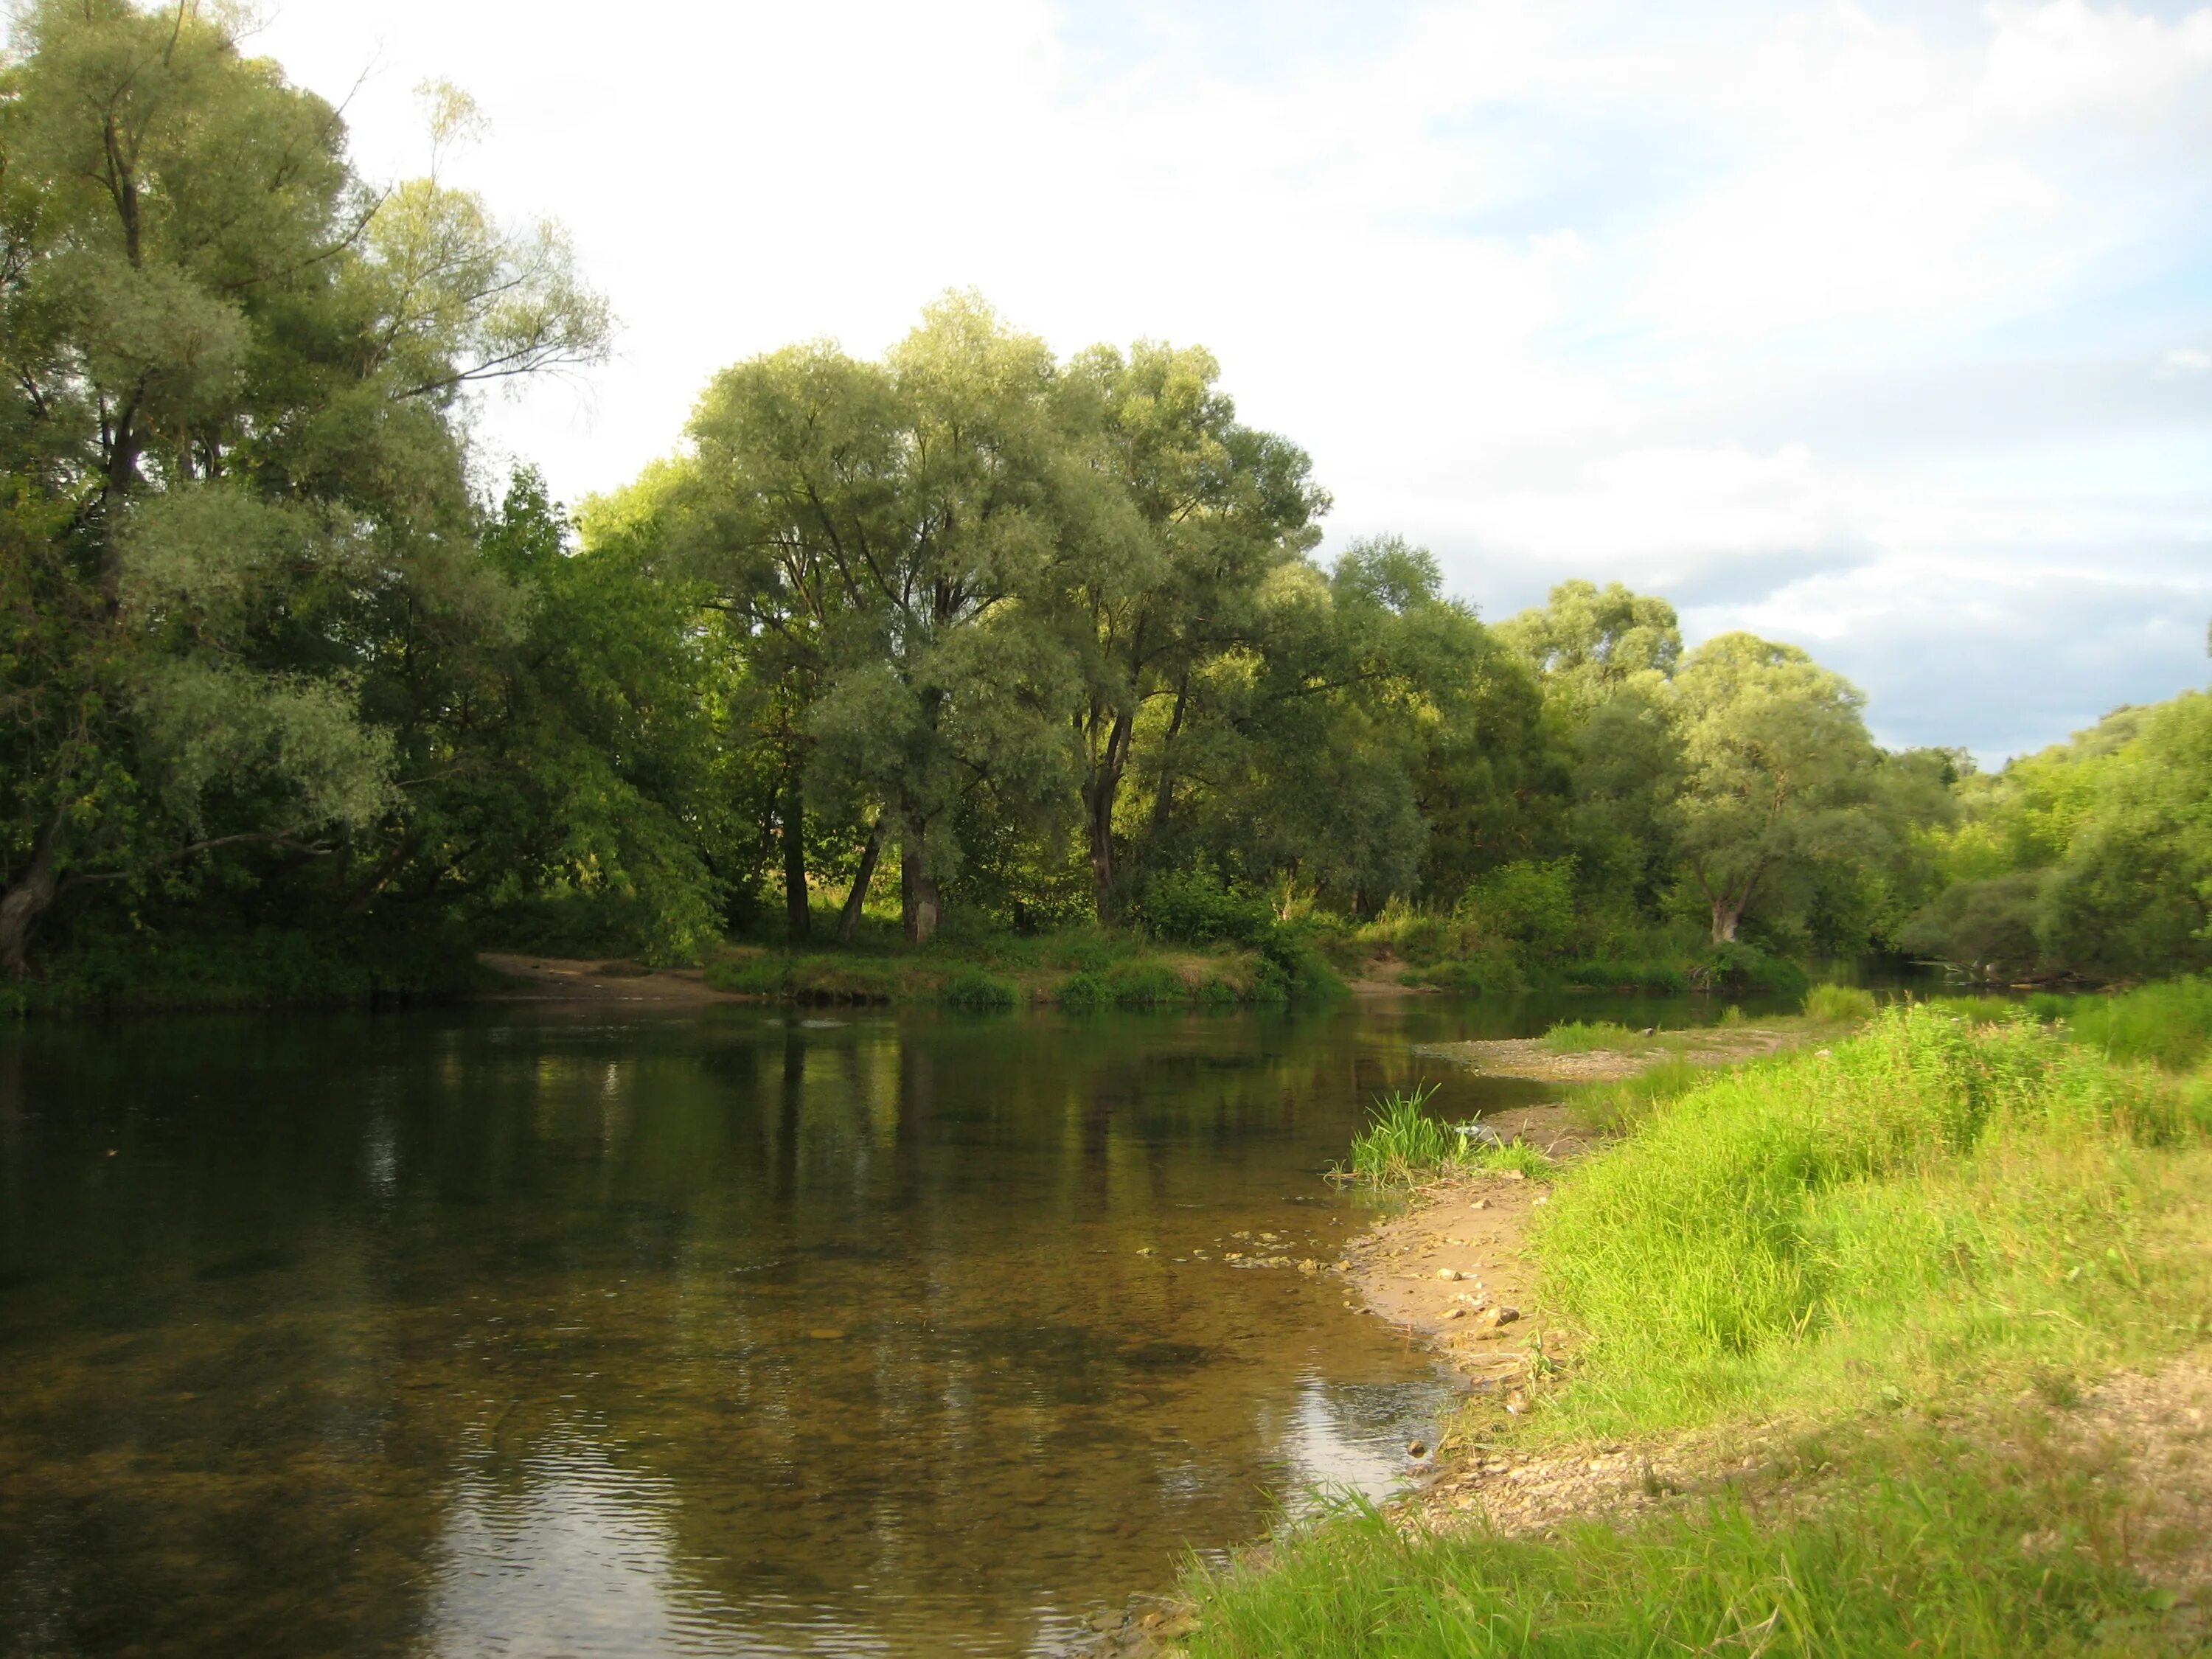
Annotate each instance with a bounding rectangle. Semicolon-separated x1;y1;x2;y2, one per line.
1801;982;1878;1023
1542;1020;1652;1054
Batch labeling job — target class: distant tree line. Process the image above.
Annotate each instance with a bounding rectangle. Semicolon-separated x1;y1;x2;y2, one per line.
1;1;2204;994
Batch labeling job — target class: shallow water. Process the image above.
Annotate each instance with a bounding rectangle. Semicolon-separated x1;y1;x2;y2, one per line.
0;991;1749;1657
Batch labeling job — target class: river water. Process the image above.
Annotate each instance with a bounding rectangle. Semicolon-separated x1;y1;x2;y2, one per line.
0;992;1729;1658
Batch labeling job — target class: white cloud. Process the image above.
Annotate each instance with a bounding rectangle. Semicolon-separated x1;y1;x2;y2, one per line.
238;0;2212;760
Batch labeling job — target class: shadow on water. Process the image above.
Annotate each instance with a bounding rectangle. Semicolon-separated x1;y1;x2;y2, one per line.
0;990;1760;1656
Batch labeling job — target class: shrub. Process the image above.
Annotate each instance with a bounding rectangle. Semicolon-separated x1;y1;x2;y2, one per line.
1458;858;1579;956
1137;869;1278;950
1694;941;1807;998
1055;971;1109;1011
1561;959;1691;994
939;969;1018;1010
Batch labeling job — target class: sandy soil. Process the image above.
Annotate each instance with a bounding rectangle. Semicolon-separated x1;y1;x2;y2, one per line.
1413;1024;1812;1083
477;952;748;1005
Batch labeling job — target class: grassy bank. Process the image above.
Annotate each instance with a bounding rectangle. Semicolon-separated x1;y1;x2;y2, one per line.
0;923;485;1018
699;927;1345;1009
1180;979;2212;1655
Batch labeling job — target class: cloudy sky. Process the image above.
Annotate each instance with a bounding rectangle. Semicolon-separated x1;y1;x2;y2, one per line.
254;0;2212;762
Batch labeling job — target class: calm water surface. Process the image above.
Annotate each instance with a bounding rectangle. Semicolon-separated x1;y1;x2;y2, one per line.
0;992;1722;1657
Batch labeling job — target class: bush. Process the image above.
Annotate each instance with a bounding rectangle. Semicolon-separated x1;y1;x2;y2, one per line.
1458;858;1578;956
1561;958;1691;994
1137;869;1279;950
1694;941;1807;998
1803;983;1878;1023
1408;940;1526;995
939;969;1018;1010
1055;970;1109;1011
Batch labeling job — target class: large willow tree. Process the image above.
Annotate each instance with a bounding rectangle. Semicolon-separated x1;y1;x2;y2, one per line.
0;0;608;973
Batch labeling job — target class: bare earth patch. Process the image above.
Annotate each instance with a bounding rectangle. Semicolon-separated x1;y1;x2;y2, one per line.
477;952;744;1005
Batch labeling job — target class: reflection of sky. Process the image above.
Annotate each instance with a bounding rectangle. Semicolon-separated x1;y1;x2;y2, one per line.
428;1436;737;1658
420;1374;1454;1657
1272;1371;1455;1519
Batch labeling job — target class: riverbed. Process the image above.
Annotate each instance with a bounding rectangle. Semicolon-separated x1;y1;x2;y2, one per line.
0;992;1752;1657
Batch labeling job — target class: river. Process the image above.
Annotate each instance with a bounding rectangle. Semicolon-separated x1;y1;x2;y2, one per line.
0;991;1745;1657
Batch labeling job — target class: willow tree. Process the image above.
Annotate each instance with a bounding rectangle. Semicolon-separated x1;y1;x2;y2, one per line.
0;0;608;974
1666;633;1893;943
1060;341;1324;922
682;296;1113;944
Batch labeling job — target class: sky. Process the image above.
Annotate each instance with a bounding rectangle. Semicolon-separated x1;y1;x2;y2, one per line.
246;0;2212;763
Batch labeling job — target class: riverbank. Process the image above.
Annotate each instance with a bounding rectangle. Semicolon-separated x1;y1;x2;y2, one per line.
1126;986;2212;1656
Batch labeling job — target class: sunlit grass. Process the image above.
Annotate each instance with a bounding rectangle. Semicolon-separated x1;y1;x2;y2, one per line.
1541;1020;1655;1054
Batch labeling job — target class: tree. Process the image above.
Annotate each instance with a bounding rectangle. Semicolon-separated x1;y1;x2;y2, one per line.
1496;580;1682;717
0;0;608;975
681;295;1107;944
1060;341;1324;922
1665;632;1898;944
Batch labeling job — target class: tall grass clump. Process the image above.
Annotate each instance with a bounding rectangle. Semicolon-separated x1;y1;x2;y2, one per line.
1801;982;1877;1023
2063;974;2212;1070
1535;1004;2212;1432
1543;1020;1651;1054
1346;1086;1458;1185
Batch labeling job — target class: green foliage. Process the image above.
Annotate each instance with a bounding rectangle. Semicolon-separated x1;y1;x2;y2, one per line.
1559;959;1690;994
1904;692;2212;982
1138;869;1280;949
1459;858;1579;956
1694;942;1809;998
1802;983;1878;1023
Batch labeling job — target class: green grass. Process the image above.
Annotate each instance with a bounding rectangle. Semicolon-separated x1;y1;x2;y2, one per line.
1541;1020;1653;1054
1342;1087;1556;1186
1186;990;2212;1656
1801;982;1878;1023
1183;1425;2187;1658
1345;1087;1461;1184
1535;1004;2212;1437
2060;975;2212;1070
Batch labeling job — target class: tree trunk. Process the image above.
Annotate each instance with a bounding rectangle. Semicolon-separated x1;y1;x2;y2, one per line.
781;768;810;942
837;814;886;945
1711;896;1742;944
1083;708;1135;926
900;838;940;946
0;816;63;979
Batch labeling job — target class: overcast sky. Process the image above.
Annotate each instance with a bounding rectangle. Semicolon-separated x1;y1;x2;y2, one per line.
251;0;2211;762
